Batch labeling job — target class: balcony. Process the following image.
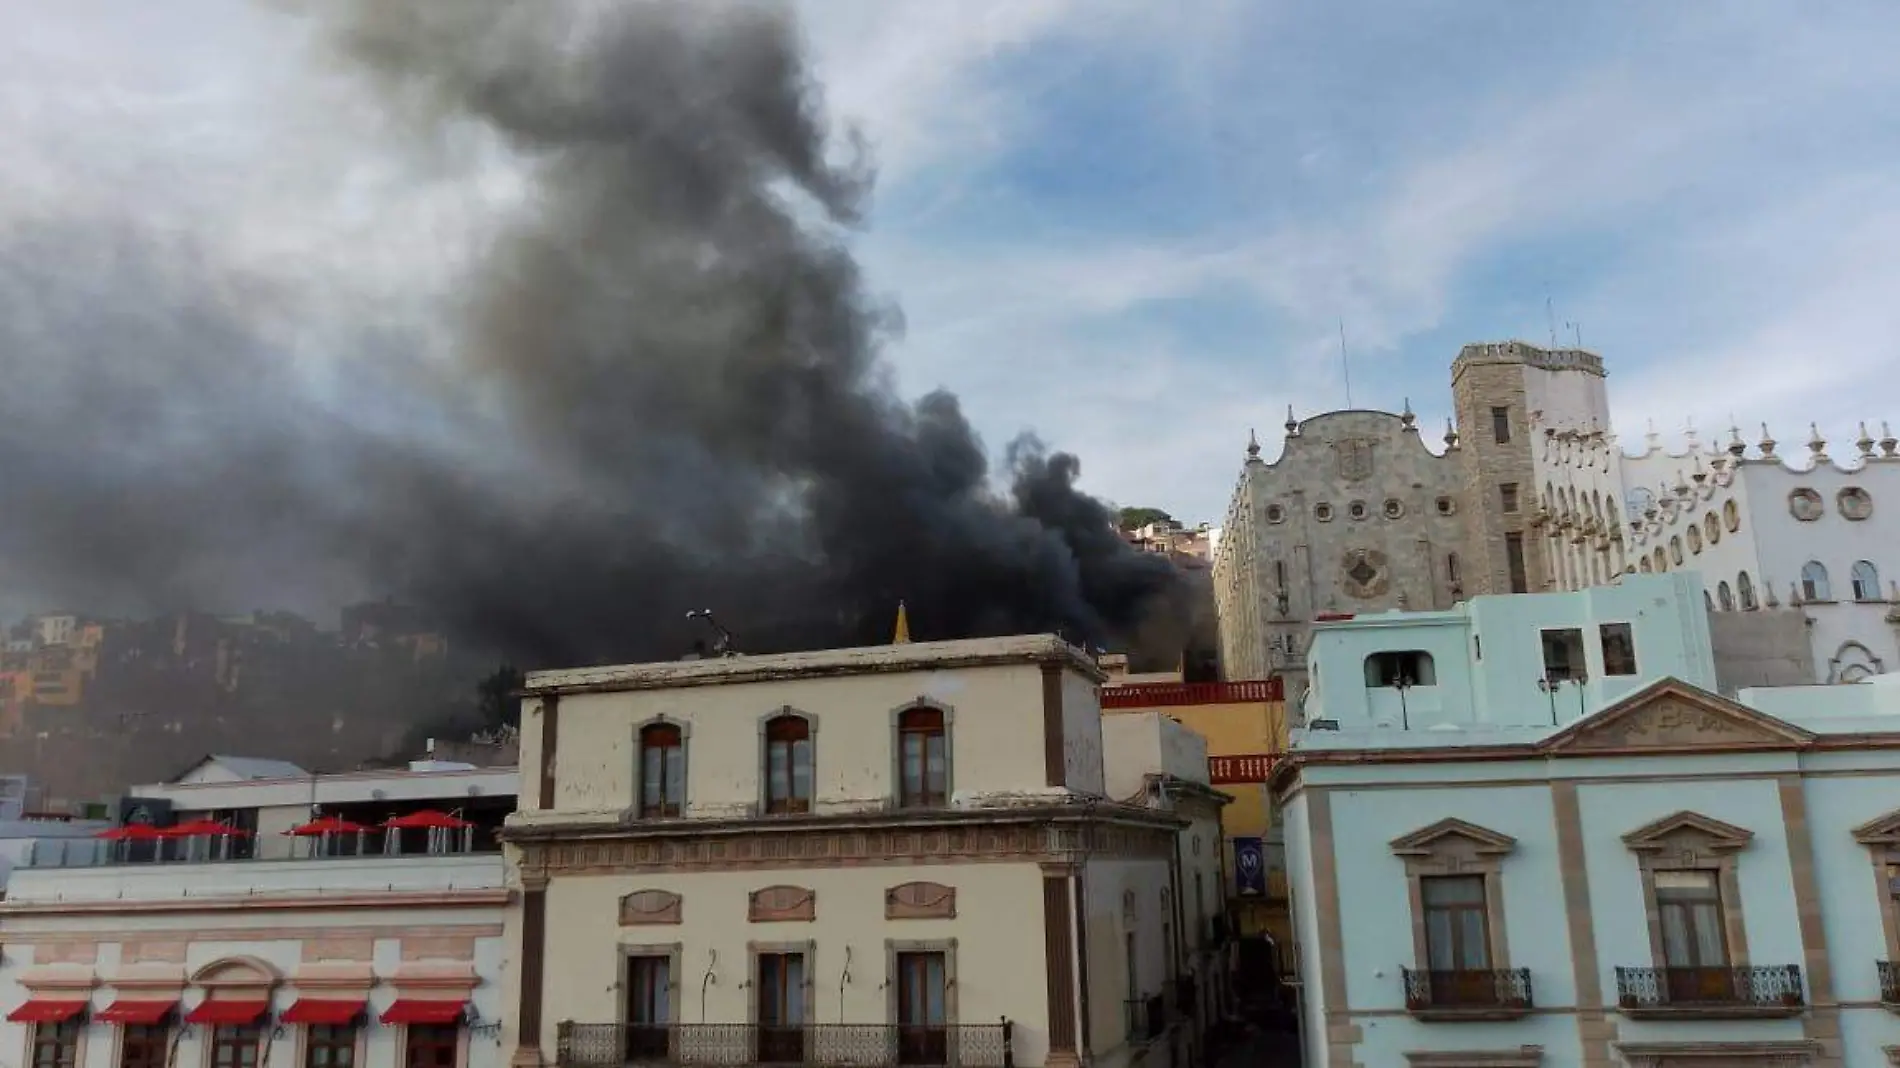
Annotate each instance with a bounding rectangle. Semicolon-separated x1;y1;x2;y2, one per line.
1123;996;1166;1044
555;1023;1014;1068
1400;968;1533;1021
1614;965;1805;1019
1880;961;1900;1008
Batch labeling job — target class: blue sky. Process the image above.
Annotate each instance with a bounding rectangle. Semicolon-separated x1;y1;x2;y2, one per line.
804;1;1900;522
5;0;1898;528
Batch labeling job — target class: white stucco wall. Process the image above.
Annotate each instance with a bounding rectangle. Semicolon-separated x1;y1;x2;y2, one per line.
545;661;1093;817
533;862;1055;1061
0;851;507;1068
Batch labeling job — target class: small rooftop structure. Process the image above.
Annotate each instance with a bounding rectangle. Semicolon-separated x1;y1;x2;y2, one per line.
170;754;310;784
1297;572;1714;741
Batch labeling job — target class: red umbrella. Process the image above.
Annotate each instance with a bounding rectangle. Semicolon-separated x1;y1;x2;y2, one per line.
285;816;368;837
382;810;470;830
160;819;249;838
95;824;166;841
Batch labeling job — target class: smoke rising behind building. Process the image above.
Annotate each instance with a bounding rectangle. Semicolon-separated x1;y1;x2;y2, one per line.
0;0;1191;671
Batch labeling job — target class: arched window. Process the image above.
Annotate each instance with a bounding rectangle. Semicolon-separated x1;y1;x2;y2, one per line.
1446;553;1461;588
1717;582;1734;611
1852;561;1880;601
1640;557;1653;573
897;706;948;808
1801;561;1831;602
639;722;685;818
1653;548;1667;572
763;713;813;814
1703;590;1715;611
1738;572;1757;610
1364;651;1436;688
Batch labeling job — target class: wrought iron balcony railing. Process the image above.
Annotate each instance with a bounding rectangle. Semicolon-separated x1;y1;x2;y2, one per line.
1400;968;1533;1017
555;1022;1013;1068
1614;965;1805;1016
1879;960;1900;1004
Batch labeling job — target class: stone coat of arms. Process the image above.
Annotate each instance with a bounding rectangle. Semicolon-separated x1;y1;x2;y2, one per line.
1336;439;1374;482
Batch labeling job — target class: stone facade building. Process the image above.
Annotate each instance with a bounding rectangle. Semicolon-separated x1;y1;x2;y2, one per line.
1213;339;1895;694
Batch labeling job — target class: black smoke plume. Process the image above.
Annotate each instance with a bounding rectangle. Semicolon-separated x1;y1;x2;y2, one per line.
0;0;1189;669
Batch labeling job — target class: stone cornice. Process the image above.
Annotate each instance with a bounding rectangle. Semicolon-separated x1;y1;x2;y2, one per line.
511;803;1184;877
523;634;1104;696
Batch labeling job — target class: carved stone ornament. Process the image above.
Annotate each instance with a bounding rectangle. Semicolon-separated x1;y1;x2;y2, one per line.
748;885;817;923
1539;680;1812;755
886;881;957;920
1336;438;1375;482
618;889;682;926
1340;548;1391;600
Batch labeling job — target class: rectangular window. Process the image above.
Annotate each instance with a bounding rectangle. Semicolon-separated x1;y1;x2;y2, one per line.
764;715;813;814
625;956;671;1059
31;1021;80;1068
121;1025;170;1068
1421;875;1491;972
896;951;948;1065
1541;628;1586;681
1505;533;1528;593
897;707;948;807
304;1026;355;1068
1491;406;1511;444
1599;623;1637;676
640;723;685;818
403;1025;459;1068
1655;870;1729;1005
756;953;807;1064
211;1027;263;1068
1364;651;1436;687
1499;483;1519;513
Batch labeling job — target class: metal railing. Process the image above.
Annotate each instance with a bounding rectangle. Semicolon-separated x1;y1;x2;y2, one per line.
555;1022;1013;1068
1613;965;1804;1010
1879;960;1900;1004
22;837;497;869
1400;968;1533;1012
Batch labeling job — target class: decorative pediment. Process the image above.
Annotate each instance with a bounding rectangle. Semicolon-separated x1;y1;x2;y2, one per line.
1622;811;1754;855
188;955;278;991
1853;810;1900;848
1404;1048;1542;1068
1538;678;1812;755
1614;1038;1819;1066
619;889;683;926
748;885;816;923
1389;818;1518;859
885;881;957;920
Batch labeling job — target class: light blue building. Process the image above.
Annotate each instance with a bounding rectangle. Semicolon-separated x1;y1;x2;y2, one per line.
1297;571;1714;739
1275;571;1900;1068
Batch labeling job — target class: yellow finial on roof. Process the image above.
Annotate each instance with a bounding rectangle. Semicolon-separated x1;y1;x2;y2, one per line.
893;601;912;644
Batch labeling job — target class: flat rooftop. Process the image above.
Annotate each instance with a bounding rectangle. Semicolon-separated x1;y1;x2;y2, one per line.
525;633;1102;695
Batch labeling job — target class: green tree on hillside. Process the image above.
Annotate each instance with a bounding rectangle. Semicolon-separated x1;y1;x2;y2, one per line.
1116;506;1175;531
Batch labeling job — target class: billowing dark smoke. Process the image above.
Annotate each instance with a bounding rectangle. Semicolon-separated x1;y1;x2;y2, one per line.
0;0;1189;668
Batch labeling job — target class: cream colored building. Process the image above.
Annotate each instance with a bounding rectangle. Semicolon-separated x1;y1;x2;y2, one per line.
0;762;516;1068
499;636;1216;1068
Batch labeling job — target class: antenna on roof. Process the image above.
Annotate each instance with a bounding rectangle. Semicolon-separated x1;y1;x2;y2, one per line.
685;609;738;657
1338;320;1354;409
1565;321;1582;348
1546;294;1557;348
